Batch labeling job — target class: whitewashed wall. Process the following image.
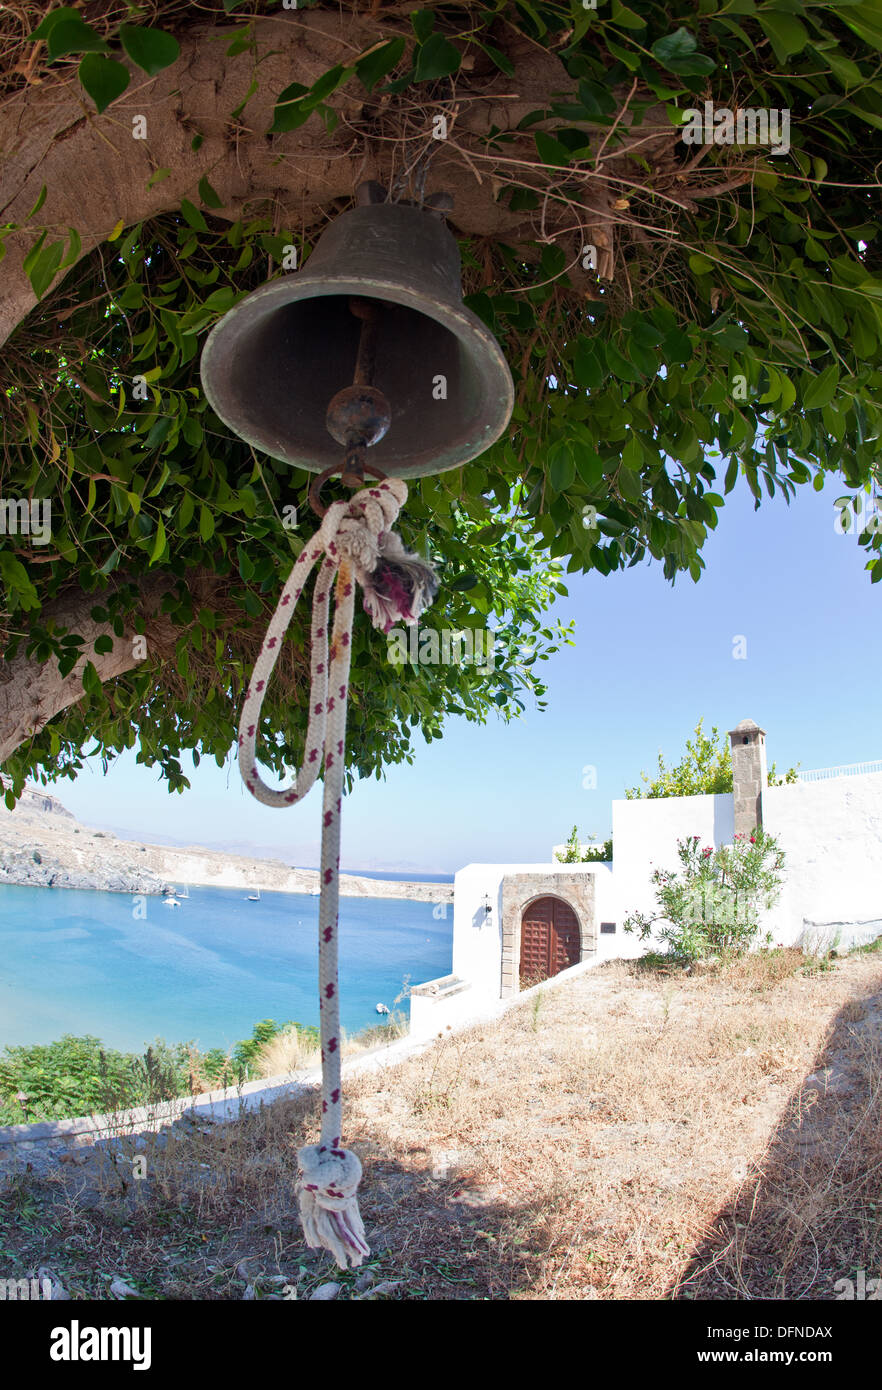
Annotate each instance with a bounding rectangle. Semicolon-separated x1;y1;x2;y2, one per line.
608;792;734;955
762;772;882;950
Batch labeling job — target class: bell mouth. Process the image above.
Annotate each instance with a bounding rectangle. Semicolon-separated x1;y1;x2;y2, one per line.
200;279;514;478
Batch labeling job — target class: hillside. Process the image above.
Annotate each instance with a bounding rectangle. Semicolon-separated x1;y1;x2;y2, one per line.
1;944;879;1300
0;788;453;902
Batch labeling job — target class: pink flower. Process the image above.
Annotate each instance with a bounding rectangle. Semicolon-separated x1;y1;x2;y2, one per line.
701;847;712;858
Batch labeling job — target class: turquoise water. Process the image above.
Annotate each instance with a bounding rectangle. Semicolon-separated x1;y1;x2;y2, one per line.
0;883;453;1053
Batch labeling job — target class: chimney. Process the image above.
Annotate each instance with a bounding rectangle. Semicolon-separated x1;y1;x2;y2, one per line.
729;718;767;837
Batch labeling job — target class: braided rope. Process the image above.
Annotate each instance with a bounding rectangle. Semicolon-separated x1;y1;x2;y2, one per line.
237;477;435;1269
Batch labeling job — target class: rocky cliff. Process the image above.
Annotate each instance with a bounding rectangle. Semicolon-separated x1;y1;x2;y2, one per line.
0;787;453;903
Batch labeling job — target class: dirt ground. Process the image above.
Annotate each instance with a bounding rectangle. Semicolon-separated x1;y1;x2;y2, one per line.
2;944;880;1300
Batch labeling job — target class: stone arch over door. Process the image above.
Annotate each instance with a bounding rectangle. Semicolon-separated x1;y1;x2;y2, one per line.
500;872;596;998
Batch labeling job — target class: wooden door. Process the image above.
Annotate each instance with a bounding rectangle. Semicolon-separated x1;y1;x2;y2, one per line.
519;896;581;987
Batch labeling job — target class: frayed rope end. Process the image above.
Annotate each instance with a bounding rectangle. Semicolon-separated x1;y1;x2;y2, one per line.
297;1144;370;1270
362;532;439;635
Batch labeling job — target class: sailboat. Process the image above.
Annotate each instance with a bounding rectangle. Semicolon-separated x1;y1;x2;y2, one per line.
247;886;261;902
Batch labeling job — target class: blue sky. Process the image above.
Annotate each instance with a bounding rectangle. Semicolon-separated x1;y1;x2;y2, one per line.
56;473;880;874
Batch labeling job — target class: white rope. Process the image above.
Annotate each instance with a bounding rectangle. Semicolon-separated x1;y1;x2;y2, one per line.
237;477;436;1269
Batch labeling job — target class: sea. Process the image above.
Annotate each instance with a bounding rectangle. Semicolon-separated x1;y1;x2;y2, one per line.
0;881;454;1055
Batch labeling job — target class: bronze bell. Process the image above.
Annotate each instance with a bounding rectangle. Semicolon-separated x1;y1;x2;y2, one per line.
200;189;514;479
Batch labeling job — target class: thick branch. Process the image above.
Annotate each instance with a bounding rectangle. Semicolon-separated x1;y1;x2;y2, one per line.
0;10;575;348
0;579;175;764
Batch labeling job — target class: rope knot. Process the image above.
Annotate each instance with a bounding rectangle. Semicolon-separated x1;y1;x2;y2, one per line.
297;1144;369;1269
329;480;438;634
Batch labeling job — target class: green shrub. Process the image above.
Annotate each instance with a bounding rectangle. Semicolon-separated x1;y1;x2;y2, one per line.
0;1017;321;1123
624;829;786;964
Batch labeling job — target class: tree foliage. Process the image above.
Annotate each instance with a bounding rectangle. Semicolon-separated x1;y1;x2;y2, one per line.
625;719;799;798
1;0;880;795
554;825;612;862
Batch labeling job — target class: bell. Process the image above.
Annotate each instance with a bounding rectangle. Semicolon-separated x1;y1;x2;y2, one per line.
200;192;514;479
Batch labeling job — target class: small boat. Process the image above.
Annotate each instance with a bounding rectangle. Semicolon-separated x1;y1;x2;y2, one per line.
247;886;261;901
162;895;180;908
376;1003;390;1016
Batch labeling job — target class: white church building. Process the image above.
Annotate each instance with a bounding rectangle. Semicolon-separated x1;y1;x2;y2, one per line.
409;720;882;1041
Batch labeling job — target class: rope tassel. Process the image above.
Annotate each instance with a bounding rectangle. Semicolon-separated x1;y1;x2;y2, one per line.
237;479;437;1269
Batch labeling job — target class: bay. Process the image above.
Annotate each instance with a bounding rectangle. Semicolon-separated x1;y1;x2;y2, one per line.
0;883;453;1054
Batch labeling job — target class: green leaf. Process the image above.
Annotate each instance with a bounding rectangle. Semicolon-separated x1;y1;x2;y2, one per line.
651;26;715;74
414;35;461;83
0;552;40;610
573;343;604;390
199;505;215;542
355;38;406;91
180;199;208;231
94;634;114;655
22;229;47;279
28;7;80;41
59;226;81;269
26;185;48;219
81;660;102;698
46;18;109;61
548;440;576;492
575;448;605;488
617;466;643;504
410;10;435;43
610;1;646;30
28;240;65;299
534;131;573;167
449;572;479;591
759;12;809;61
474;41;514;77
802;364;840;410
269;81;311;133
606;341;642;382
197;175;223;209
78;54;129;114
118;24;181;76
145;415;173;450
150;516;167;564
147;167;172;189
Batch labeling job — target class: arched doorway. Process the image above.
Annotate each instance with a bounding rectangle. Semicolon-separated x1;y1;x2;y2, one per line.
519;895;581;987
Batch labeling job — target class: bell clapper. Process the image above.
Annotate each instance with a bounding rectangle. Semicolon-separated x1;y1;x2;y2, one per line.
312;296;393;513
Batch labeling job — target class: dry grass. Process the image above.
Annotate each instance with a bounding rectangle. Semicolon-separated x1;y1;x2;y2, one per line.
2;945;881;1300
253;1012;409;1078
